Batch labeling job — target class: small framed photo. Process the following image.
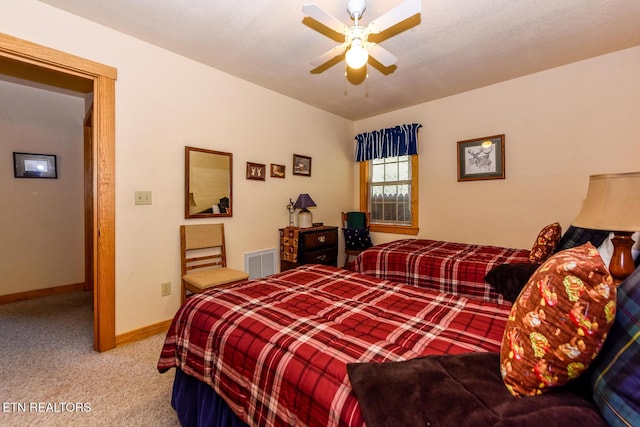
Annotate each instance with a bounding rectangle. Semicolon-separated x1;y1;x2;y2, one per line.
292;154;311;177
270;163;285;178
14;152;58;179
457;134;505;182
246;162;266;181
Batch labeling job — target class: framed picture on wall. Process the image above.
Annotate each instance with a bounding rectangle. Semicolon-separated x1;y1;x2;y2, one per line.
270;163;285;178
292;154;311;176
457;134;505;182
13;152;58;179
246;162;266;181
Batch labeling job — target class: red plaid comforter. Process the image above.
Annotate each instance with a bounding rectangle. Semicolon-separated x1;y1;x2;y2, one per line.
158;264;511;427
353;239;530;302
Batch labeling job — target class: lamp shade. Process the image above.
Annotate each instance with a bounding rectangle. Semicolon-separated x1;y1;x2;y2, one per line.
294;194;316;210
572;172;640;231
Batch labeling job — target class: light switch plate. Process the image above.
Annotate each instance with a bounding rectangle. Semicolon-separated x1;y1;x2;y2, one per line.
134;191;152;205
160;282;171;297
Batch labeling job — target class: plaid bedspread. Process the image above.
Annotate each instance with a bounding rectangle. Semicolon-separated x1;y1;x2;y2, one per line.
353;239;531;303
157;264;511;427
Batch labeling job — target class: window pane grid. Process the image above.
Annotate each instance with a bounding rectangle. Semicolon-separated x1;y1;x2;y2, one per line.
369;156;412;225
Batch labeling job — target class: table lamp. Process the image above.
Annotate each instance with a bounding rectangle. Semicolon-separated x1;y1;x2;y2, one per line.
572;172;640;282
294;193;316;228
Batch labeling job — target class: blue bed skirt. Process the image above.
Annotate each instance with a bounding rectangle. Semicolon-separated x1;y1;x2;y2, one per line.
172;368;249;427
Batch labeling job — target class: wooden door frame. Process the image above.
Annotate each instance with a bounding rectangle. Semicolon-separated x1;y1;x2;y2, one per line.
84;107;94;293
0;32;117;351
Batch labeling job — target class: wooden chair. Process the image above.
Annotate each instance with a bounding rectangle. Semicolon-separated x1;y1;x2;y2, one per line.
341;211;373;267
180;223;249;302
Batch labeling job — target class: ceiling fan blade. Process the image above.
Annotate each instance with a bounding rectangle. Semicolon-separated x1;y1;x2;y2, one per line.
368;0;422;34
302;3;348;34
367;43;397;67
310;44;348;67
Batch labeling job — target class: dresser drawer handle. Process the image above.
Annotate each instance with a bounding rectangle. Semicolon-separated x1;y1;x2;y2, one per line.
317;235;326;243
316;255;327;262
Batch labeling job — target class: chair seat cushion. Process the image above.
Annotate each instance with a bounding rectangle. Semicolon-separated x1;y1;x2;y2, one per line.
183;268;249;290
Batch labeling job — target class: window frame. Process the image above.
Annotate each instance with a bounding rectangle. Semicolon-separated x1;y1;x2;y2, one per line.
359;154;419;235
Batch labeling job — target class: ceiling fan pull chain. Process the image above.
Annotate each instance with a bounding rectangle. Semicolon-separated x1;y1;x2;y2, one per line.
365;72;369;98
343;67;348;96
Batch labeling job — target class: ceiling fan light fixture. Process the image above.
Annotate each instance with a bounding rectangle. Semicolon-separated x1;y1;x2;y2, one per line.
303;0;421;71
345;38;368;69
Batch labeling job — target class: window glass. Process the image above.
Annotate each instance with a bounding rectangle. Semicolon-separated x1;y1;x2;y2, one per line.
369;156;412;226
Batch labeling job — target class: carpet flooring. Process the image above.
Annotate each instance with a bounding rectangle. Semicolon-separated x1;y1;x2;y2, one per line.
0;291;180;426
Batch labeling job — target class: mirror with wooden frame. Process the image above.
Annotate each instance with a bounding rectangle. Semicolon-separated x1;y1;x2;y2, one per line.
185;146;233;218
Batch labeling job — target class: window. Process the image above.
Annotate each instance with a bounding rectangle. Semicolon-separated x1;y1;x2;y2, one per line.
360;155;419;235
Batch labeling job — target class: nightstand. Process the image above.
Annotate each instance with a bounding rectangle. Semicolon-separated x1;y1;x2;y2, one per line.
279;226;338;271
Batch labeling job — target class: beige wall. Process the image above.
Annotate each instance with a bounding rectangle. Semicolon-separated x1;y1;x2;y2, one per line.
0;79;85;295
355;46;640;249
1;1;355;333
2;1;639;335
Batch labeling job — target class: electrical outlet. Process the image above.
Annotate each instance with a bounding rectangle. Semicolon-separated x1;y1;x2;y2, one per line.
160;282;171;297
134;191;152;205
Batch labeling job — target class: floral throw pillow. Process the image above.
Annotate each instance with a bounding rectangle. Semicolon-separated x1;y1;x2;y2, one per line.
500;242;616;397
529;222;562;264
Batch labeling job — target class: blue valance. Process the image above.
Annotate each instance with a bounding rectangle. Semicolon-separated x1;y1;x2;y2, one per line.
354;123;422;162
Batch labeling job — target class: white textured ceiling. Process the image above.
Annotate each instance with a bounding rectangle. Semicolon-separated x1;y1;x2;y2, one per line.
37;0;640;120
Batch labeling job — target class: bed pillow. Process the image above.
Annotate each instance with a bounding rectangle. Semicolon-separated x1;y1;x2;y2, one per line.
484;263;540;303
343;228;373;251
500;242;616;397
529;222;562;264
590;265;640;427
555;226;610;253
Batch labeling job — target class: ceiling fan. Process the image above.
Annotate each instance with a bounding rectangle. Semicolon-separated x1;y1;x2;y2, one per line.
302;0;421;70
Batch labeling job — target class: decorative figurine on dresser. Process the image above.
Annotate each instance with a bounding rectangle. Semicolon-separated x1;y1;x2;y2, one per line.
279;226;338;271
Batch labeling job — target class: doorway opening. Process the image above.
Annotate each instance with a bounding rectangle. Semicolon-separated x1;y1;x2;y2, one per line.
0;32;117;351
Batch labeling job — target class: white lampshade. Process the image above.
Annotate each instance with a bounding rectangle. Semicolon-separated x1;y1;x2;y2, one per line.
572;172;640;231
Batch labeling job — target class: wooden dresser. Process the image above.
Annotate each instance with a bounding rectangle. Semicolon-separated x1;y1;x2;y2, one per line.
279;226;338;272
